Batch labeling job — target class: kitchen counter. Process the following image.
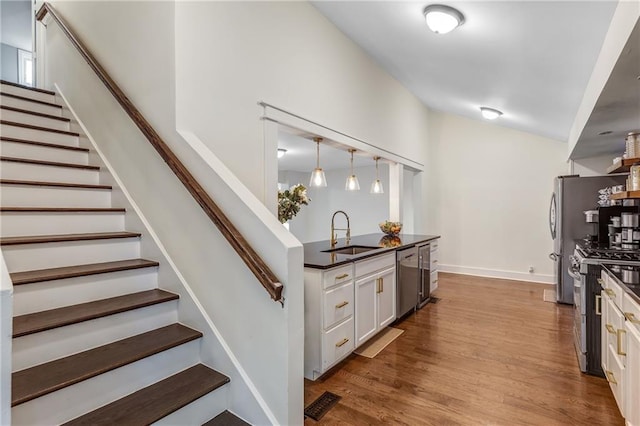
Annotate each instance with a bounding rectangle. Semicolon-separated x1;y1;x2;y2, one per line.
603;264;640;304
303;233;440;269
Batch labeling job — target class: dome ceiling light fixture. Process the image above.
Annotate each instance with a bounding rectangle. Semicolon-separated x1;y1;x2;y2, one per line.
277;148;287;158
480;106;503;120
423;4;465;35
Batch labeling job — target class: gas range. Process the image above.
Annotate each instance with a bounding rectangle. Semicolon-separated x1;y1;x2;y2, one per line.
575;240;640;267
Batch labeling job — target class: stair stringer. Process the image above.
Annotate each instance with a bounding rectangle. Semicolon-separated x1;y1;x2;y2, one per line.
55;85;274;426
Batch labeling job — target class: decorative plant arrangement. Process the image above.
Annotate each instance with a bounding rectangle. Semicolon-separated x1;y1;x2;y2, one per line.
379;221;402;236
278;184;310;223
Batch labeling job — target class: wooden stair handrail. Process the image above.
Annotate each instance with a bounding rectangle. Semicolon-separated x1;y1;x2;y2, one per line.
36;3;283;303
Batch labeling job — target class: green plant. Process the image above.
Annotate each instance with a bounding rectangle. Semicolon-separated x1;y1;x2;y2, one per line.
278;184;310;223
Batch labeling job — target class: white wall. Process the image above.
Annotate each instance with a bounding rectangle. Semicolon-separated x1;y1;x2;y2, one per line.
0;0;32;51
427;111;567;283
282;165;390;243
571;153;615;176
174;1;430;209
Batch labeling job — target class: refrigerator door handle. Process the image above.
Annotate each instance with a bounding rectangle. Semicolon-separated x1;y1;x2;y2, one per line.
549;253;558;261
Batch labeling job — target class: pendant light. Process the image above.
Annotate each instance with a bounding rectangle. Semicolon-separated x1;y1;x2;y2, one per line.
309;137;327;187
370;156;384;194
345;149;360;191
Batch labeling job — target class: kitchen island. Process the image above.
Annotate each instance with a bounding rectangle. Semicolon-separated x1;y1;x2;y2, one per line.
303;233;440;380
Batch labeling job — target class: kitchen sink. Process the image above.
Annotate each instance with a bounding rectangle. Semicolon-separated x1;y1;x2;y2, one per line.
322;245;379;255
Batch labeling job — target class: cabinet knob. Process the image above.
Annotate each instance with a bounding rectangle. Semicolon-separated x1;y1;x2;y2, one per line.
606;324;616;334
625;312;640;324
606;370;617;385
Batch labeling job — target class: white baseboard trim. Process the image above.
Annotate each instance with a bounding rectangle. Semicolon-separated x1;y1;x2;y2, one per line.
438;264;554;284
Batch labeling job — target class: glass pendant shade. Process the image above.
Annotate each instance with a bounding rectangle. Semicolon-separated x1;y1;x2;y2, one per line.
310;167;327;187
370;156;384;194
309;138;327;187
345;149;360;191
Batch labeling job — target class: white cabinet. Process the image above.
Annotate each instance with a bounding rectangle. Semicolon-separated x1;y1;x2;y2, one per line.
601;269;640;422
355;253;396;347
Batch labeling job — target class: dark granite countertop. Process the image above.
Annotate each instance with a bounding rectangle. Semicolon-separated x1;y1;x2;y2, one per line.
602;264;640;305
304;233;440;269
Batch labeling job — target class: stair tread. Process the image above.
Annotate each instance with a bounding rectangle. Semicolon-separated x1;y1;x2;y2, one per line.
0;179;111;189
1;207;125;212
0;136;89;152
1;120;79;136
1;231;140;246
0;105;70;122
0;80;56;95
13;289;178;338
10;258;158;286
63;364;229;425
1;156;99;170
1;92;62;108
12;324;203;406
203;411;251;426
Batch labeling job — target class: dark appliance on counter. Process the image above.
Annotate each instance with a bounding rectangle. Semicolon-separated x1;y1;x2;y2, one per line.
396;243;431;318
570;241;640;376
550;175;626;304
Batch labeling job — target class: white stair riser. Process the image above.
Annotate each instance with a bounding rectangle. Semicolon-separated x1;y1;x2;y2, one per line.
12;268;158;315
0;84;56;104
3;238;139;273
1;185;110;208
12;301;178;371
0;161;98;185
0;211;124;237
11;341;201;426
154;384;228;426
0;140;88;163
0;95;62;116
1;109;69;131
0;124;78;147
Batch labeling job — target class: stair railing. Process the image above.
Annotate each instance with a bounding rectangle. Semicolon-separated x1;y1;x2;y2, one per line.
36;2;283;303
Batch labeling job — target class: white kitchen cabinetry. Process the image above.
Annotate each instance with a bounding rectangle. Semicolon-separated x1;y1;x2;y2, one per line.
430;240;439;292
304;263;355;380
355;253;396;347
601;269;640;423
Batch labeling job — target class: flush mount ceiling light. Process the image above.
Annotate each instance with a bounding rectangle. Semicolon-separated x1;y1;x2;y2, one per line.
370;156;384;194
309;137;327;187
277;148;287;158
480;106;503;120
345;149;360;191
423;4;465;34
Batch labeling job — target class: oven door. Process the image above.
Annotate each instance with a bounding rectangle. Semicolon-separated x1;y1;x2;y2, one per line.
568;265;587;354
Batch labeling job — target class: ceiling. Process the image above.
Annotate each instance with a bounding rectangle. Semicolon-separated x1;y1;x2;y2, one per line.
0;0;32;51
310;1;620;144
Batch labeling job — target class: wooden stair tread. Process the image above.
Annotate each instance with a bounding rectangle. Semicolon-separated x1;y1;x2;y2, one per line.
0;120;79;136
10;258;158;285
13;289;178;337
0;92;62;108
1;207;125;213
11;324;203;406
0;79;56;95
0;136;89;152
0;156;99;170
0;179;111;190
1;231;140;246
63;364;229;425
203;411;251;426
1;105;70;122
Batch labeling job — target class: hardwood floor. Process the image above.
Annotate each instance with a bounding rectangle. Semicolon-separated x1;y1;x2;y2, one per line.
304;273;624;425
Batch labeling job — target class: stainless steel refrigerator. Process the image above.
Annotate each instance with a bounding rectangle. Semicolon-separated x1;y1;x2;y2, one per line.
549;175;625;304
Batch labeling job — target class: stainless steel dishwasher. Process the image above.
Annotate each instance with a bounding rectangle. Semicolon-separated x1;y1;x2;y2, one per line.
397;243;431;318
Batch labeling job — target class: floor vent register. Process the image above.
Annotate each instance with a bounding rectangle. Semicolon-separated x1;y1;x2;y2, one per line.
304;391;341;421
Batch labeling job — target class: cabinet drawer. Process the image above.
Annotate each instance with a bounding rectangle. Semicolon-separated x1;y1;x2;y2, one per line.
355;253;395;278
430;249;439;271
430;270;438;292
605;300;626;361
323;281;354;329
430;240;439;252
323;264;354;289
322;317;354;370
605;344;626;416
623;292;640;335
604;277;624;310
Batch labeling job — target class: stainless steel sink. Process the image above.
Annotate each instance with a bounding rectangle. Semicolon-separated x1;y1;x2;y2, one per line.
322;245;379;255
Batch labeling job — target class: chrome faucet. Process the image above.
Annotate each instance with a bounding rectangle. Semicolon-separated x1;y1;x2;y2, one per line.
331;210;351;248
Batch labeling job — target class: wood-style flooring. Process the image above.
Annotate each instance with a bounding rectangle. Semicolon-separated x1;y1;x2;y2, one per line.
304;273;624;425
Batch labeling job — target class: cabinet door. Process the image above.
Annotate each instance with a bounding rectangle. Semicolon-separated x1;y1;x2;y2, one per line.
430;270;439;293
355;276;377;347
376;268;396;330
625;323;640;426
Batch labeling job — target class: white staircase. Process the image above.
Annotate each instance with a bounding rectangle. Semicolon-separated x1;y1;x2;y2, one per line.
0;81;249;425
